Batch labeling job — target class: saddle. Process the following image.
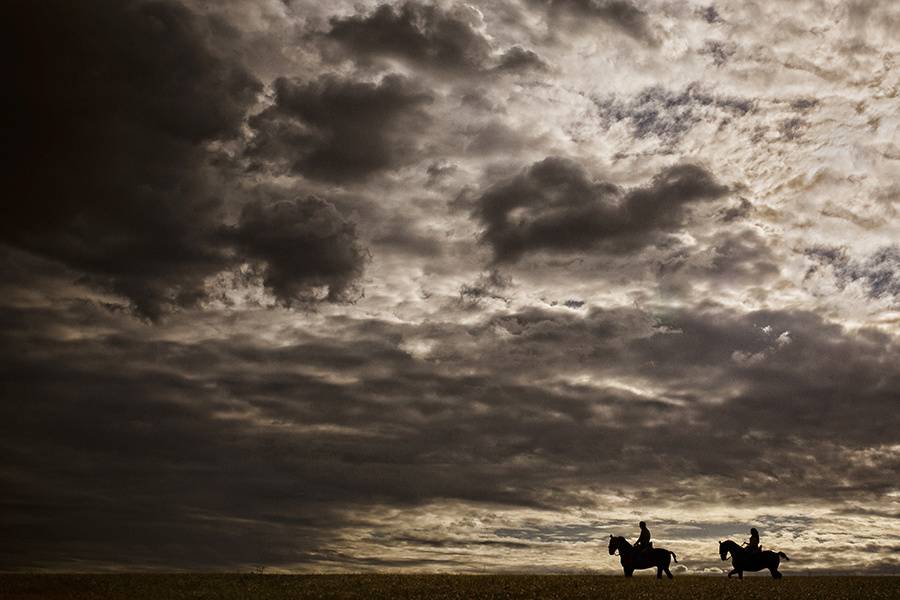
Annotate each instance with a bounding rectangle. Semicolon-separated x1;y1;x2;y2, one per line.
635;542;654;555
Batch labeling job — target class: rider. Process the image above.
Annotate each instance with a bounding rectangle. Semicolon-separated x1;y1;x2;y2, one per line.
743;527;761;553
634;521;652;553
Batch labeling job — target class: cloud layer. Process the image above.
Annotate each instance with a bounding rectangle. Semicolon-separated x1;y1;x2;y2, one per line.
475;158;729;261
2;0;899;575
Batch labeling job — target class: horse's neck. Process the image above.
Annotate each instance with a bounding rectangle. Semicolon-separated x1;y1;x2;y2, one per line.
724;540;743;554
618;538;633;551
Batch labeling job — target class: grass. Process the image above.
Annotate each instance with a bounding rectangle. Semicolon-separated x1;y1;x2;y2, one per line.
0;574;897;600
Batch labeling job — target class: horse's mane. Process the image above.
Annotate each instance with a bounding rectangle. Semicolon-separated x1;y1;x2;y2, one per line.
611;535;633;549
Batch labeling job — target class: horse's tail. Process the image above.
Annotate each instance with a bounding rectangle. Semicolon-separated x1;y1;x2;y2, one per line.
669;551;678;563
778;552;790;561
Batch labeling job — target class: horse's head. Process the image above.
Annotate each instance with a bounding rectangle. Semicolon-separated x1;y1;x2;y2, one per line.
719;540;734;561
608;535;619;555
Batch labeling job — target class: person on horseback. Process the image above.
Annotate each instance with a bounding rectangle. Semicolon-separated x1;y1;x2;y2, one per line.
743;527;761;553
634;521;652;554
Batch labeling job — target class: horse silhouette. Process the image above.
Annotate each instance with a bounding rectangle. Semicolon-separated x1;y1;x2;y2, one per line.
608;535;678;578
719;539;790;579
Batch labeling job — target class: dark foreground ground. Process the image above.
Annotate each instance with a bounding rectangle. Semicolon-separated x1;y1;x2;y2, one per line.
1;574;897;600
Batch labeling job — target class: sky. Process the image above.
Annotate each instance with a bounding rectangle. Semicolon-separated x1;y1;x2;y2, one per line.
2;0;899;575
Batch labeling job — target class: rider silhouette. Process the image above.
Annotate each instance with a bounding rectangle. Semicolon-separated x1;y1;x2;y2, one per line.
743;527;761;553
635;521;652;553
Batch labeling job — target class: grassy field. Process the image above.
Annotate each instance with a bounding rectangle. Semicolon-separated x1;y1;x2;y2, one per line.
0;574;897;600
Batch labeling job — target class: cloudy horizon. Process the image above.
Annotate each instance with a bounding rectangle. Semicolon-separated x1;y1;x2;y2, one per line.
2;0;899;575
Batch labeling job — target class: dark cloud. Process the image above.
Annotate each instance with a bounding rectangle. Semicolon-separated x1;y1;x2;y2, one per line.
657;228;780;292
2;1;370;320
474;157;729;262
496;46;550;72
2;299;897;569
595;83;754;145
806;245;900;301
534;0;656;42
2;0;261;320
229;196;368;306
248;74;433;181
325;2;490;73
324;2;545;75
468;304;899;454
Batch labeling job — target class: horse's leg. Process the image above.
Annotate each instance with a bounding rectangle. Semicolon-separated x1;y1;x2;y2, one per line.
727;568;736;578
664;567;673;579
769;555;782;578
622;556;633;578
737;570;743;580
656;566;663;579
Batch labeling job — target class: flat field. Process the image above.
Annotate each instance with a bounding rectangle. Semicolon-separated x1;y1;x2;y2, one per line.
0;574;897;600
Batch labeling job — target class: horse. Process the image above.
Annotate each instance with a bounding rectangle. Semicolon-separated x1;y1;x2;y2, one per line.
608;535;678;579
719;539;790;579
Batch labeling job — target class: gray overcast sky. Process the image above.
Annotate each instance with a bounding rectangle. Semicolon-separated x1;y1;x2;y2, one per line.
2;0;899;574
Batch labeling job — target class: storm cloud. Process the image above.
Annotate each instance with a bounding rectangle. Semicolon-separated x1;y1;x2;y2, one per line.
3;0;899;577
2;0;368;320
475;158;729;262
230;196;368;305
248;74;433;181
2;297;897;570
4;0;259;319
325;1;546;75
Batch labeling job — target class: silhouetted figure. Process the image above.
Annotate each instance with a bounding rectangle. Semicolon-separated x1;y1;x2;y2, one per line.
719;539;790;579
609;535;677;579
743;527;761;553
634;521;652;553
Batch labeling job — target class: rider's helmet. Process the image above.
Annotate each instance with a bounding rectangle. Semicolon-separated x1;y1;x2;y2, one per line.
639;521;646;528
750;527;758;535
